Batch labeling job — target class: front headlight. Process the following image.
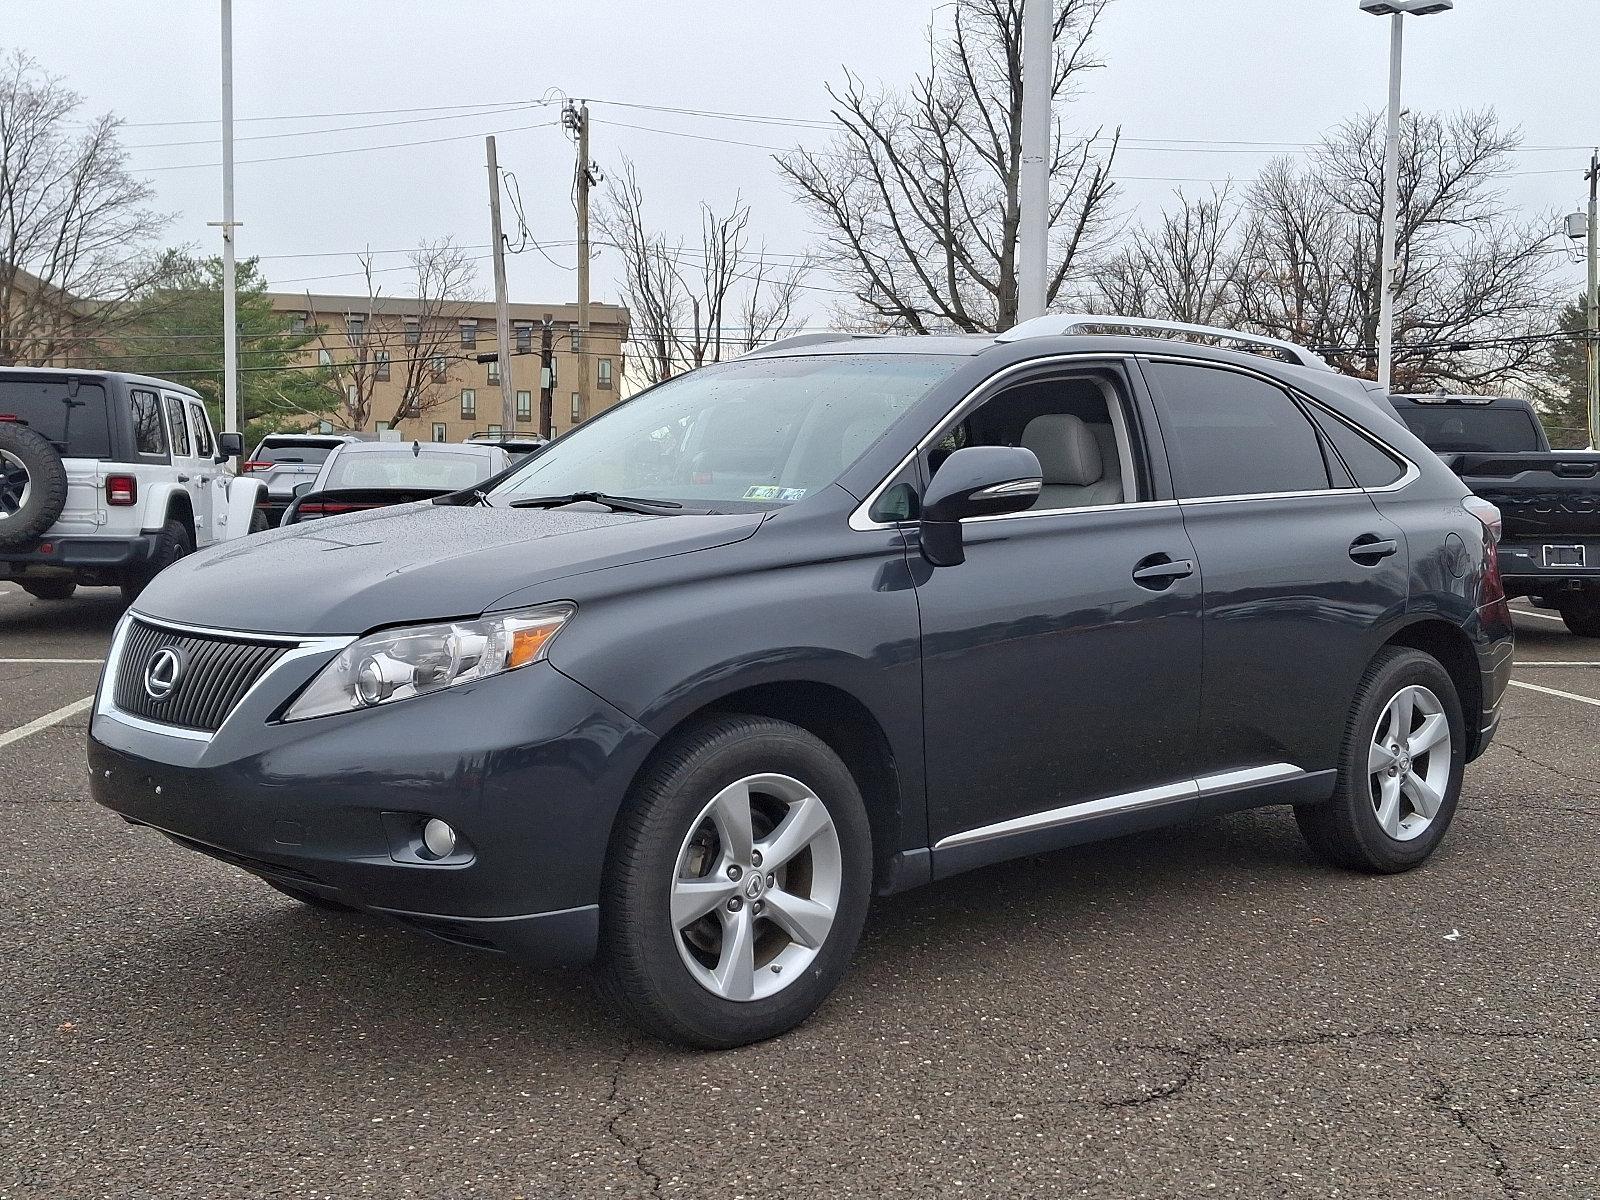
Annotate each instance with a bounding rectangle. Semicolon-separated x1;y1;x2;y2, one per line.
283;603;574;721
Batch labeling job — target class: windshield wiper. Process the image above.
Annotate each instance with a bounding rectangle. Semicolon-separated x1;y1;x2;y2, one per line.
508;491;683;515
433;488;492;507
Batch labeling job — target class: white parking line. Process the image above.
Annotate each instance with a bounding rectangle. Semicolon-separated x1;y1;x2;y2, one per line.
1516;661;1600;668
0;658;105;664
1507;680;1600;709
0;695;94;750
1511;608;1566;623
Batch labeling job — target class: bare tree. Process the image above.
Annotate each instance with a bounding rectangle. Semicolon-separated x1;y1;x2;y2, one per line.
0;51;173;364
778;0;1119;334
306;239;478;430
1092;186;1241;326
598;158;808;385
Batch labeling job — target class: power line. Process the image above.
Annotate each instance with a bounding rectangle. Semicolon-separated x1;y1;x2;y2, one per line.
127;103;546;150
118;99;541;129
135;120;560;172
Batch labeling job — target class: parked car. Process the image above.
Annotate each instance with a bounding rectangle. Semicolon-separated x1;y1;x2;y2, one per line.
1388;392;1600;636
243;433;364;527
280;440;512;525
0;367;264;603
89;317;1512;1048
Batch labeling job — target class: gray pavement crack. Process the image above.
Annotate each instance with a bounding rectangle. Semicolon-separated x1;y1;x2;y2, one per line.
605;1035;663;1197
1429;1078;1517;1198
1485;739;1600;812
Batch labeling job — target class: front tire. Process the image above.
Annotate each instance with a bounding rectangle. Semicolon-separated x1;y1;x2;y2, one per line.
120;518;193;605
21;578;76;601
596;714;873;1049
1296;647;1465;873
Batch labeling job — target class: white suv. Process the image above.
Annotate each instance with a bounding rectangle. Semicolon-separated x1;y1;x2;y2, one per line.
0;367;266;603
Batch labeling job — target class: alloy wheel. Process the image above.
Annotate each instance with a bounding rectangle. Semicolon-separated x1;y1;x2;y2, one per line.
1367;684;1452;842
670;773;843;1002
0;450;31;520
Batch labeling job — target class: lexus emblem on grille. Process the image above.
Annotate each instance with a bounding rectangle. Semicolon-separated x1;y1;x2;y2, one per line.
143;648;184;702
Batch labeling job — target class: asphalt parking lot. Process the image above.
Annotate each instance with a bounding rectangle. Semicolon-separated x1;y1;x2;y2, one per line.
1;584;1596;1199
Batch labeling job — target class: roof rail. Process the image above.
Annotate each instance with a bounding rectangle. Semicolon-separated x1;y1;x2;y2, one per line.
994;314;1331;371
741;332;883;356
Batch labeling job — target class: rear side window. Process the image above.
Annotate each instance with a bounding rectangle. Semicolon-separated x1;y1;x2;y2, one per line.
1147;363;1330;499
0;379;112;458
130;389;166;456
1311;409;1405;488
166;397;192;457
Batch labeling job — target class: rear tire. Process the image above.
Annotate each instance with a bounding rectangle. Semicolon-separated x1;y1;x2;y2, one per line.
20;578;76;601
596;714;873;1049
264;879;357;912
0;422;69;547
1296;647;1464;874
120;518;193;605
1558;593;1600;638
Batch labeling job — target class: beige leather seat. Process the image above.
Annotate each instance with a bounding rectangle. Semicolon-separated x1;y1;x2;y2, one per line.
1021;413;1124;509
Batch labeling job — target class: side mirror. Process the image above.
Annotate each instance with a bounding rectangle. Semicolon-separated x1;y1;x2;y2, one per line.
292;480;314;496
920;445;1042;567
217;432;244;461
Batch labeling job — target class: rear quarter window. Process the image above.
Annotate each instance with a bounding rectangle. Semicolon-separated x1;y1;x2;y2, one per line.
129;389;166;455
1310;409;1406;488
0;379;112;458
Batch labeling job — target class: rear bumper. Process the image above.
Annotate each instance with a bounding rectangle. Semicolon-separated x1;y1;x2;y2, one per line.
0;533;158;575
1498;539;1600;595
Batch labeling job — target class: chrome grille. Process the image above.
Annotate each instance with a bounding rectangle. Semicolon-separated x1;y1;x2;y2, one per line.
112;618;290;733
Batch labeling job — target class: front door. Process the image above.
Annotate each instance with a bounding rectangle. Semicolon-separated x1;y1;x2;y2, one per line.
163;394;213;544
1140;358;1412;807
912;361;1204;876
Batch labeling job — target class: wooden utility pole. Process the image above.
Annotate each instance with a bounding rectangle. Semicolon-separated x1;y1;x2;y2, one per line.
1586;150;1598;450
538;316;555;439
567;101;594;426
485;135;516;431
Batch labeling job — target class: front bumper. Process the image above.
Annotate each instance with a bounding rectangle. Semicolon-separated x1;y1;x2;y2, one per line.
0;533;159;575
89;631;657;964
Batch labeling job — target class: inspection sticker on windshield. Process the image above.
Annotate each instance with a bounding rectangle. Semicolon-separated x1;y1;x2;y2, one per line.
743;485;808;502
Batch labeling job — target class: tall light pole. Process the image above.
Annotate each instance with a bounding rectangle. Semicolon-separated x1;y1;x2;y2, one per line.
1359;0;1452;394
208;0;241;450
1015;0;1052;325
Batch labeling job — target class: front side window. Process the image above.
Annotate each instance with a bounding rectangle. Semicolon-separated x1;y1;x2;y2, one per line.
491;353;959;510
166;396;192;457
1147;363;1331;499
129;388;165;455
188;402;214;457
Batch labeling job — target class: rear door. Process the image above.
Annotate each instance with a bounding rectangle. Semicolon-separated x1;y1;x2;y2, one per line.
187;400;231;545
1140;358;1411;808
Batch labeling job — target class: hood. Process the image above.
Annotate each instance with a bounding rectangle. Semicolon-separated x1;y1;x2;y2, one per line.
136;501;764;635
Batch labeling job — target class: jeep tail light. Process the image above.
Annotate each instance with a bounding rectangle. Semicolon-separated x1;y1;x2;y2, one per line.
105;474;138;506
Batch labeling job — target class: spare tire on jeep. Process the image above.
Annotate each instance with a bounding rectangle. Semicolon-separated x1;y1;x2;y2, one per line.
0;422;69;548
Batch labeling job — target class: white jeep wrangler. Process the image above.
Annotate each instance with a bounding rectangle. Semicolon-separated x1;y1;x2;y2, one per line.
0;367;266;603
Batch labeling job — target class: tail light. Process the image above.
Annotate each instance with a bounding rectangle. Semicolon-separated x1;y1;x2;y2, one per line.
242;461;272;472
1463;495;1507;614
105;474;138;506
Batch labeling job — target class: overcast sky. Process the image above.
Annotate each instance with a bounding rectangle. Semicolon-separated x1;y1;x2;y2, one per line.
7;0;1594;321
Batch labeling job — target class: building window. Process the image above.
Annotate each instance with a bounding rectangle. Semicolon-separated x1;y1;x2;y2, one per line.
431;356;447;383
515;324;533;354
374;350;391;382
487;424;503;438
460;321;477;348
516;390;532;421
460;388;476;419
404;317;420;345
289;312;307;335
597;357;613;389
376;421;390;434
403;391;420;418
346;315;365;343
431;422;447;442
317;348;333;367
570;392;581;423
487;358;500;385
570;325;582;353
346;383;358;409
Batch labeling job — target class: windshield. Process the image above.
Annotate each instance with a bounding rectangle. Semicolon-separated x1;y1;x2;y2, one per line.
322;449;494;491
1399;405;1543;454
490;354;958;509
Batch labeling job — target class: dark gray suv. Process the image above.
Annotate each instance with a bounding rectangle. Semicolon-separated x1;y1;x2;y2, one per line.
89;318;1513;1048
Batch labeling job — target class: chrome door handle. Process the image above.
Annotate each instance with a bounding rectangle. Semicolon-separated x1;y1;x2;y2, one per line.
1349;536;1398;564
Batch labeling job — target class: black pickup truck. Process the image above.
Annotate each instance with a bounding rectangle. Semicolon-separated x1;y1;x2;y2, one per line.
1389;393;1600;636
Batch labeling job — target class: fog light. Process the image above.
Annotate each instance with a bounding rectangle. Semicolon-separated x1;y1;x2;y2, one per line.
421;818;456;858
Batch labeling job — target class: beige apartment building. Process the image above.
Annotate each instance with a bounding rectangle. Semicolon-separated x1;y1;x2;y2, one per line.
268;292;629;442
